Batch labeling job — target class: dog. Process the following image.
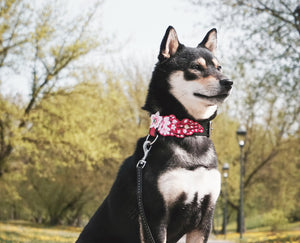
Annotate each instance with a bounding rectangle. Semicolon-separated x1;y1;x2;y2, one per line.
76;26;233;243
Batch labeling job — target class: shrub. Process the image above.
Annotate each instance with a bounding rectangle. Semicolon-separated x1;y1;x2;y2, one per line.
262;209;288;231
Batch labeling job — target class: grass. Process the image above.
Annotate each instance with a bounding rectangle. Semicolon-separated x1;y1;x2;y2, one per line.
213;221;300;243
214;231;300;243
0;221;80;243
0;220;300;243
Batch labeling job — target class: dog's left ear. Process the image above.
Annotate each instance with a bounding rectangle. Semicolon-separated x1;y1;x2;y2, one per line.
198;28;217;55
158;26;180;61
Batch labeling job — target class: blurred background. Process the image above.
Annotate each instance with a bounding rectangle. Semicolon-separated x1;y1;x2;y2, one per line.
0;0;299;242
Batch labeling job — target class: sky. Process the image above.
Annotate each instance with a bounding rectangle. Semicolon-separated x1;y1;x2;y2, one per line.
2;0;221;97
100;0;212;60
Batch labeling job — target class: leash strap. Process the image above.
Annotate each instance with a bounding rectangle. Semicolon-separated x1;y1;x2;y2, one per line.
136;137;157;243
137;167;155;243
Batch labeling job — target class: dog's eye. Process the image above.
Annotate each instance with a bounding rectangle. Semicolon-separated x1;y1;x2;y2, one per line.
217;66;222;71
191;64;204;71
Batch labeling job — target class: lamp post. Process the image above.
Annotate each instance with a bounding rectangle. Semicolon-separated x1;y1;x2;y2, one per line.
222;162;229;238
236;125;247;240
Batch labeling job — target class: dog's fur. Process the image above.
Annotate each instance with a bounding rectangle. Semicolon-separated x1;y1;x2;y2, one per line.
76;26;232;243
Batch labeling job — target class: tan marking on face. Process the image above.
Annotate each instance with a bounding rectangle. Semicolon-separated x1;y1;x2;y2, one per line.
212;58;220;68
197;57;207;69
196;75;218;86
169;71;218;120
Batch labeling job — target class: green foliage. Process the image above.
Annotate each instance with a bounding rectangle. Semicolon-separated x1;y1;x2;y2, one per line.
0;0;103;173
0;0;143;226
0;64;149;225
212;112;240;204
262;209;288;232
246;209;289;231
0;0;151;225
11;76;148;225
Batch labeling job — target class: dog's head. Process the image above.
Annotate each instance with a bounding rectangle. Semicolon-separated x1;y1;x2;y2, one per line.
143;26;232;121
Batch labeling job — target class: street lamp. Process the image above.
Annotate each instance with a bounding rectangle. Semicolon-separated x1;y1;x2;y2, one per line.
222;162;229;238
236;125;247;239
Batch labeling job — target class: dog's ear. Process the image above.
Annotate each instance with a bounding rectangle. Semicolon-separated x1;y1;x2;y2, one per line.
198;28;217;55
158;26;180;61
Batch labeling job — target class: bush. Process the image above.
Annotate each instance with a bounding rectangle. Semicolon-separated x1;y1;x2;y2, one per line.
262;209;288;231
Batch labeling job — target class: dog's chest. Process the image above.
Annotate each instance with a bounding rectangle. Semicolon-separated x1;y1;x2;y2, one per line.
158;167;221;207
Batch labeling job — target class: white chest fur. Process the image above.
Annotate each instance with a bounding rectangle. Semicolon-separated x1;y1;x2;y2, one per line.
158;167;221;207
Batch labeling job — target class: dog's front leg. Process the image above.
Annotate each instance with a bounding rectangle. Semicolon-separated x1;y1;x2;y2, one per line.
139;228;167;243
139;219;167;243
151;224;167;243
186;231;205;243
158;226;167;243
186;206;215;243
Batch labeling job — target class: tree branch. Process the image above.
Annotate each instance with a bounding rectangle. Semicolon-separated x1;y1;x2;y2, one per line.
256;0;295;26
244;149;279;188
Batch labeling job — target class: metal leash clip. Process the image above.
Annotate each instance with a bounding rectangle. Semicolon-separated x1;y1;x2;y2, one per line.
136;135;158;169
136;140;152;169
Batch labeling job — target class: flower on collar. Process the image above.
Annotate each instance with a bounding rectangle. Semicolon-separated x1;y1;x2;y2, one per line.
158;116;171;136
150;112;163;129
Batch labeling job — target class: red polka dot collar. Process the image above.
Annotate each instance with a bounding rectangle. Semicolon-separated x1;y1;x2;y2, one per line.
149;112;211;138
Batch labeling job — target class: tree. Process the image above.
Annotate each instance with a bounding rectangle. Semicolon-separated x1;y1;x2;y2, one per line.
0;0;103;175
0;0;30;68
0;1;151;222
0;63;150;224
18;82;124;224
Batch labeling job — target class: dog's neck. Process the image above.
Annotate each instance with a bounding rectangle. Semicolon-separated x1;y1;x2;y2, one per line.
149;112;213;138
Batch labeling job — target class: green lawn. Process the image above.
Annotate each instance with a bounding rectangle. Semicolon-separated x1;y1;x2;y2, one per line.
0;221;80;243
214;221;300;243
1;220;300;243
214;231;300;243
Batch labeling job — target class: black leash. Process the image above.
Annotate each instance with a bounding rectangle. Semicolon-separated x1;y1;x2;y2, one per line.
136;136;158;243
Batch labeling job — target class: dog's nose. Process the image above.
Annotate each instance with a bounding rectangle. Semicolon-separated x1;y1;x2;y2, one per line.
220;79;233;90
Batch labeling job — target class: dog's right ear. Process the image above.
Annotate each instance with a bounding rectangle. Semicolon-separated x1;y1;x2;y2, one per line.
198;28;217;55
158;26;180;61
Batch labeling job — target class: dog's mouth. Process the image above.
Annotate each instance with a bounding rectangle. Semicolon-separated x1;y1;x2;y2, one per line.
193;93;229;100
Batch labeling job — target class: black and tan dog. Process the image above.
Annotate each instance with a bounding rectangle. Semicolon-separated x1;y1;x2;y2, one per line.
76;26;233;243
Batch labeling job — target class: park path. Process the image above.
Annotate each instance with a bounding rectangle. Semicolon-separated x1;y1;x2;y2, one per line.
208;241;234;243
178;236;234;243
